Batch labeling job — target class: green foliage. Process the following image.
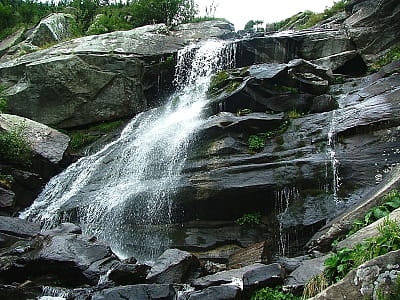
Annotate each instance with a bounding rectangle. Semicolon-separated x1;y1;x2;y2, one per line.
268;1;348;31
190;16;229;23
287;110;303;119
248;135;265;152
248;120;290;152
236;108;252;116
325;218;400;284
129;0;197;27
273;84;298;94
369;45;400;73
0;128;32;166
68;120;124;152
251;287;302;300
235;212;261;225
209;71;230;91
298;1;349;30
0;174;14;189
347;190;400;237
0;86;8;113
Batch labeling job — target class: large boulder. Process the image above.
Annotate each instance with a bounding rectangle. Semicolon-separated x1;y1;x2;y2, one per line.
0;114;69;165
91;284;176;300
172;20;235;41
0;228;120;287
192;263;284;291
181;285;242;300
146;249;200;284
0;21;235;129
26;13;76;47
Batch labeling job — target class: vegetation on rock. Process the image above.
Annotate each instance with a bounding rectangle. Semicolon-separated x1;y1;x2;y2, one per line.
248;120;290;152
325;218;400;284
369;44;400;73
0;86;8;113
0;127;32;166
251;287;302;300
67;120;124;152
346;190;400;237
0;0;199;40
267;0;349;31
235;212;262;225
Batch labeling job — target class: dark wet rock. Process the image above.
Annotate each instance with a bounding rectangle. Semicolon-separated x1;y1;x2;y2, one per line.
274;254;315;273
41;222;82;236
310;249;400;300
201;112;285;138
169;221;270;258
0;216;40;238
181;285;242;300
201;261;227;276
147;249;200;284
209;59;332;115
284;255;328;293
228;241;271;269
91;284;176;300
0;166;44;213
307;166;400;252
109;263;150;285
0;188;15;210
310;95;339;113
0;233;118;287
192;263;284;290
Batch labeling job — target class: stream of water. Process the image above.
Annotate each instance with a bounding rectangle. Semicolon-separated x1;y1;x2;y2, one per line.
20;39;236;261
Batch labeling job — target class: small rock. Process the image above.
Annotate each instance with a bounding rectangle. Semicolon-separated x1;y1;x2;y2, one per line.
109;263;150;285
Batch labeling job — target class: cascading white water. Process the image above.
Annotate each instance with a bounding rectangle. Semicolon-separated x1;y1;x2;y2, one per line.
20;39;236;261
275;187;299;257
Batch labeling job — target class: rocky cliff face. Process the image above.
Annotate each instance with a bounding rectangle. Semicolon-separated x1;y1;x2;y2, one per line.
0;0;400;299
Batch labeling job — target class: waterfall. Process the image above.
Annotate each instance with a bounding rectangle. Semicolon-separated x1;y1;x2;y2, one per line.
326;110;341;203
20;39;236;261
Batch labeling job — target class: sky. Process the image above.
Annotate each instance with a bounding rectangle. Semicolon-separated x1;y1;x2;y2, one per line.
196;0;337;30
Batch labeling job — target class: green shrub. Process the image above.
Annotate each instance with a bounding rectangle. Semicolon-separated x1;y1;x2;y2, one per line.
248;135;265;152
347;190;400;237
235;212;262;225
251;287;302;300
0;128;32;166
325;218;400;284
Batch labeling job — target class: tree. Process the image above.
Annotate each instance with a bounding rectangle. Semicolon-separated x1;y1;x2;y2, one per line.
244;20;255;31
129;0;197;27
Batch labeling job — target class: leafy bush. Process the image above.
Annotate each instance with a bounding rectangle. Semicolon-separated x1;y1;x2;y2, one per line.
325;218;400;284
347;190;400;237
251;287;302;300
0;128;32;166
248;135;265;152
235;212;261;225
